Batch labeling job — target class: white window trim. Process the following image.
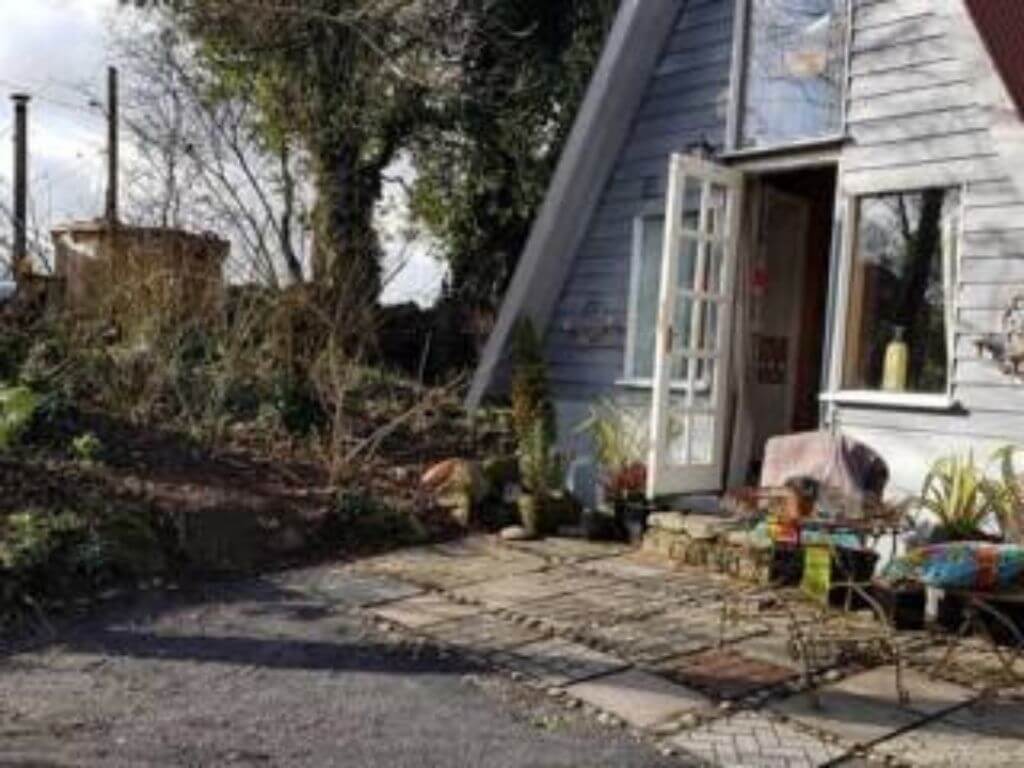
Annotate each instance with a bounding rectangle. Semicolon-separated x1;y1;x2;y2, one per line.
726;0;853;152
819;391;958;411
826;182;966;411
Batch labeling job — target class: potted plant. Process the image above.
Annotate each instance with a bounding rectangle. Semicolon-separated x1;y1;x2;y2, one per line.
917;452;1010;544
578;400;649;543
607;462;649;543
509;319;562;538
912;449;1019;628
517;418;565;537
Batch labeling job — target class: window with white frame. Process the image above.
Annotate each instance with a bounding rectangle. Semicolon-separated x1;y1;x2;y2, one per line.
739;0;848;149
842;188;961;395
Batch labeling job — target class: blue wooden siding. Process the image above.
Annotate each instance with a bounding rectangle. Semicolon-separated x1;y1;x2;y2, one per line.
544;0;735;405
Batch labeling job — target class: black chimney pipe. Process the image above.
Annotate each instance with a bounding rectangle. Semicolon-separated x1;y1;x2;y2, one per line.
12;93;29;276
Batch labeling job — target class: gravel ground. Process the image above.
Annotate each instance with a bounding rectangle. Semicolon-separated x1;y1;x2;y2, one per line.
0;573;682;768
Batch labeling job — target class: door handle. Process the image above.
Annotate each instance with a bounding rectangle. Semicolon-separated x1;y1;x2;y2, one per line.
665;325;674;354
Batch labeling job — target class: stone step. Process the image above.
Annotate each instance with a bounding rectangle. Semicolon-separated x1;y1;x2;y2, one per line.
642;521;775;584
647;512;735;540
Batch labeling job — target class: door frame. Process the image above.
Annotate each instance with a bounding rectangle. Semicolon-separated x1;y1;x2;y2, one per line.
644;156;842;500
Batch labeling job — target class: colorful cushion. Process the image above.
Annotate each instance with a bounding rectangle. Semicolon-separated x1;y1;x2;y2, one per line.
882;543;1024;591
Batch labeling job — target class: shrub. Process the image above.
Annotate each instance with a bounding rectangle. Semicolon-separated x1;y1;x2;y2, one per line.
510;318;555;448
0;331;29;382
271;376;327;437
71;432;103;463
0;386;39;450
0;505;169;632
318;491;426;550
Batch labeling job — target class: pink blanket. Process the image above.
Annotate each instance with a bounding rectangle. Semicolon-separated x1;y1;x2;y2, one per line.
760;431;888;498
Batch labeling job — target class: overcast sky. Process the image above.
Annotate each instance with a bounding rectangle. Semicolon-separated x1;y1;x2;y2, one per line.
0;0;445;304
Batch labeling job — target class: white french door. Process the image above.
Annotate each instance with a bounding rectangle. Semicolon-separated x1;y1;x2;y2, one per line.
646;154;744;498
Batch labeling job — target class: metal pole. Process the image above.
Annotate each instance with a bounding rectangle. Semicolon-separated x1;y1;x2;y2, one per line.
105;66;119;224
12;93;29;275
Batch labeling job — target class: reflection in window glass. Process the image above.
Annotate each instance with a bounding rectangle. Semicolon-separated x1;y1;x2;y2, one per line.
741;0;847;148
843;189;960;394
627;213;717;386
629;217;665;380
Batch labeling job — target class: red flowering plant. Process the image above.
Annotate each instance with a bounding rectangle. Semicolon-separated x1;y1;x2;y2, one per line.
605;462;647;503
577;399;649;506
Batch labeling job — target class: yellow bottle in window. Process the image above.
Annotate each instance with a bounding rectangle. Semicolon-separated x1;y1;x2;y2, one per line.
882;326;909;392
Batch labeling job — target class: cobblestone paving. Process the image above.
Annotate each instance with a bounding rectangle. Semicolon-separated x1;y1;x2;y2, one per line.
368;592;484;629
279;568;423;607
492;637;629;687
451;568;618;610
355;538;547;590
419;612;551;655
586;615;714;664
502;538;630;563
504;581;687;634
576;555;678;581
667;711;846;767
587;606;768;665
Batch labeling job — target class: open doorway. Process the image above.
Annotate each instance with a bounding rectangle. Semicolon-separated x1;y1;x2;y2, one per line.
746;165;837;476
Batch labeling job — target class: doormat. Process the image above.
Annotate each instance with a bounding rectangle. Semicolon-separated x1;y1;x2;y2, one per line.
654;648;797;701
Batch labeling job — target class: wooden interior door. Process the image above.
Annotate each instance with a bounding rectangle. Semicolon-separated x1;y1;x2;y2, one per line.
647;154;744;498
750;186;810;452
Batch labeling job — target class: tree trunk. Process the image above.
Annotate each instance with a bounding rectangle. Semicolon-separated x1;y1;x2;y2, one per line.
278;141;304;284
310;146;384;353
899;189;946;382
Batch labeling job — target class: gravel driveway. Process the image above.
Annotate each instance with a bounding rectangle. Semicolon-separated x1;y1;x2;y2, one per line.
0;571;679;768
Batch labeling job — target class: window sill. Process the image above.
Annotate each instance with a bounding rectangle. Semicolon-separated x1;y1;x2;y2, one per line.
719;134;849;162
819;390;960;412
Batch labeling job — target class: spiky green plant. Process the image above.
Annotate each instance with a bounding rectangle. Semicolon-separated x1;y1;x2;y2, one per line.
992;445;1024;543
918;452;1009;542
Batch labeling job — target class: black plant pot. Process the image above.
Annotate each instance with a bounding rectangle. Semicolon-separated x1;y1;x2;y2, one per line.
829;548;881;610
770;545;805;586
938;592;967;632
872;583;927;631
582;508;622;542
615;500;650;544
